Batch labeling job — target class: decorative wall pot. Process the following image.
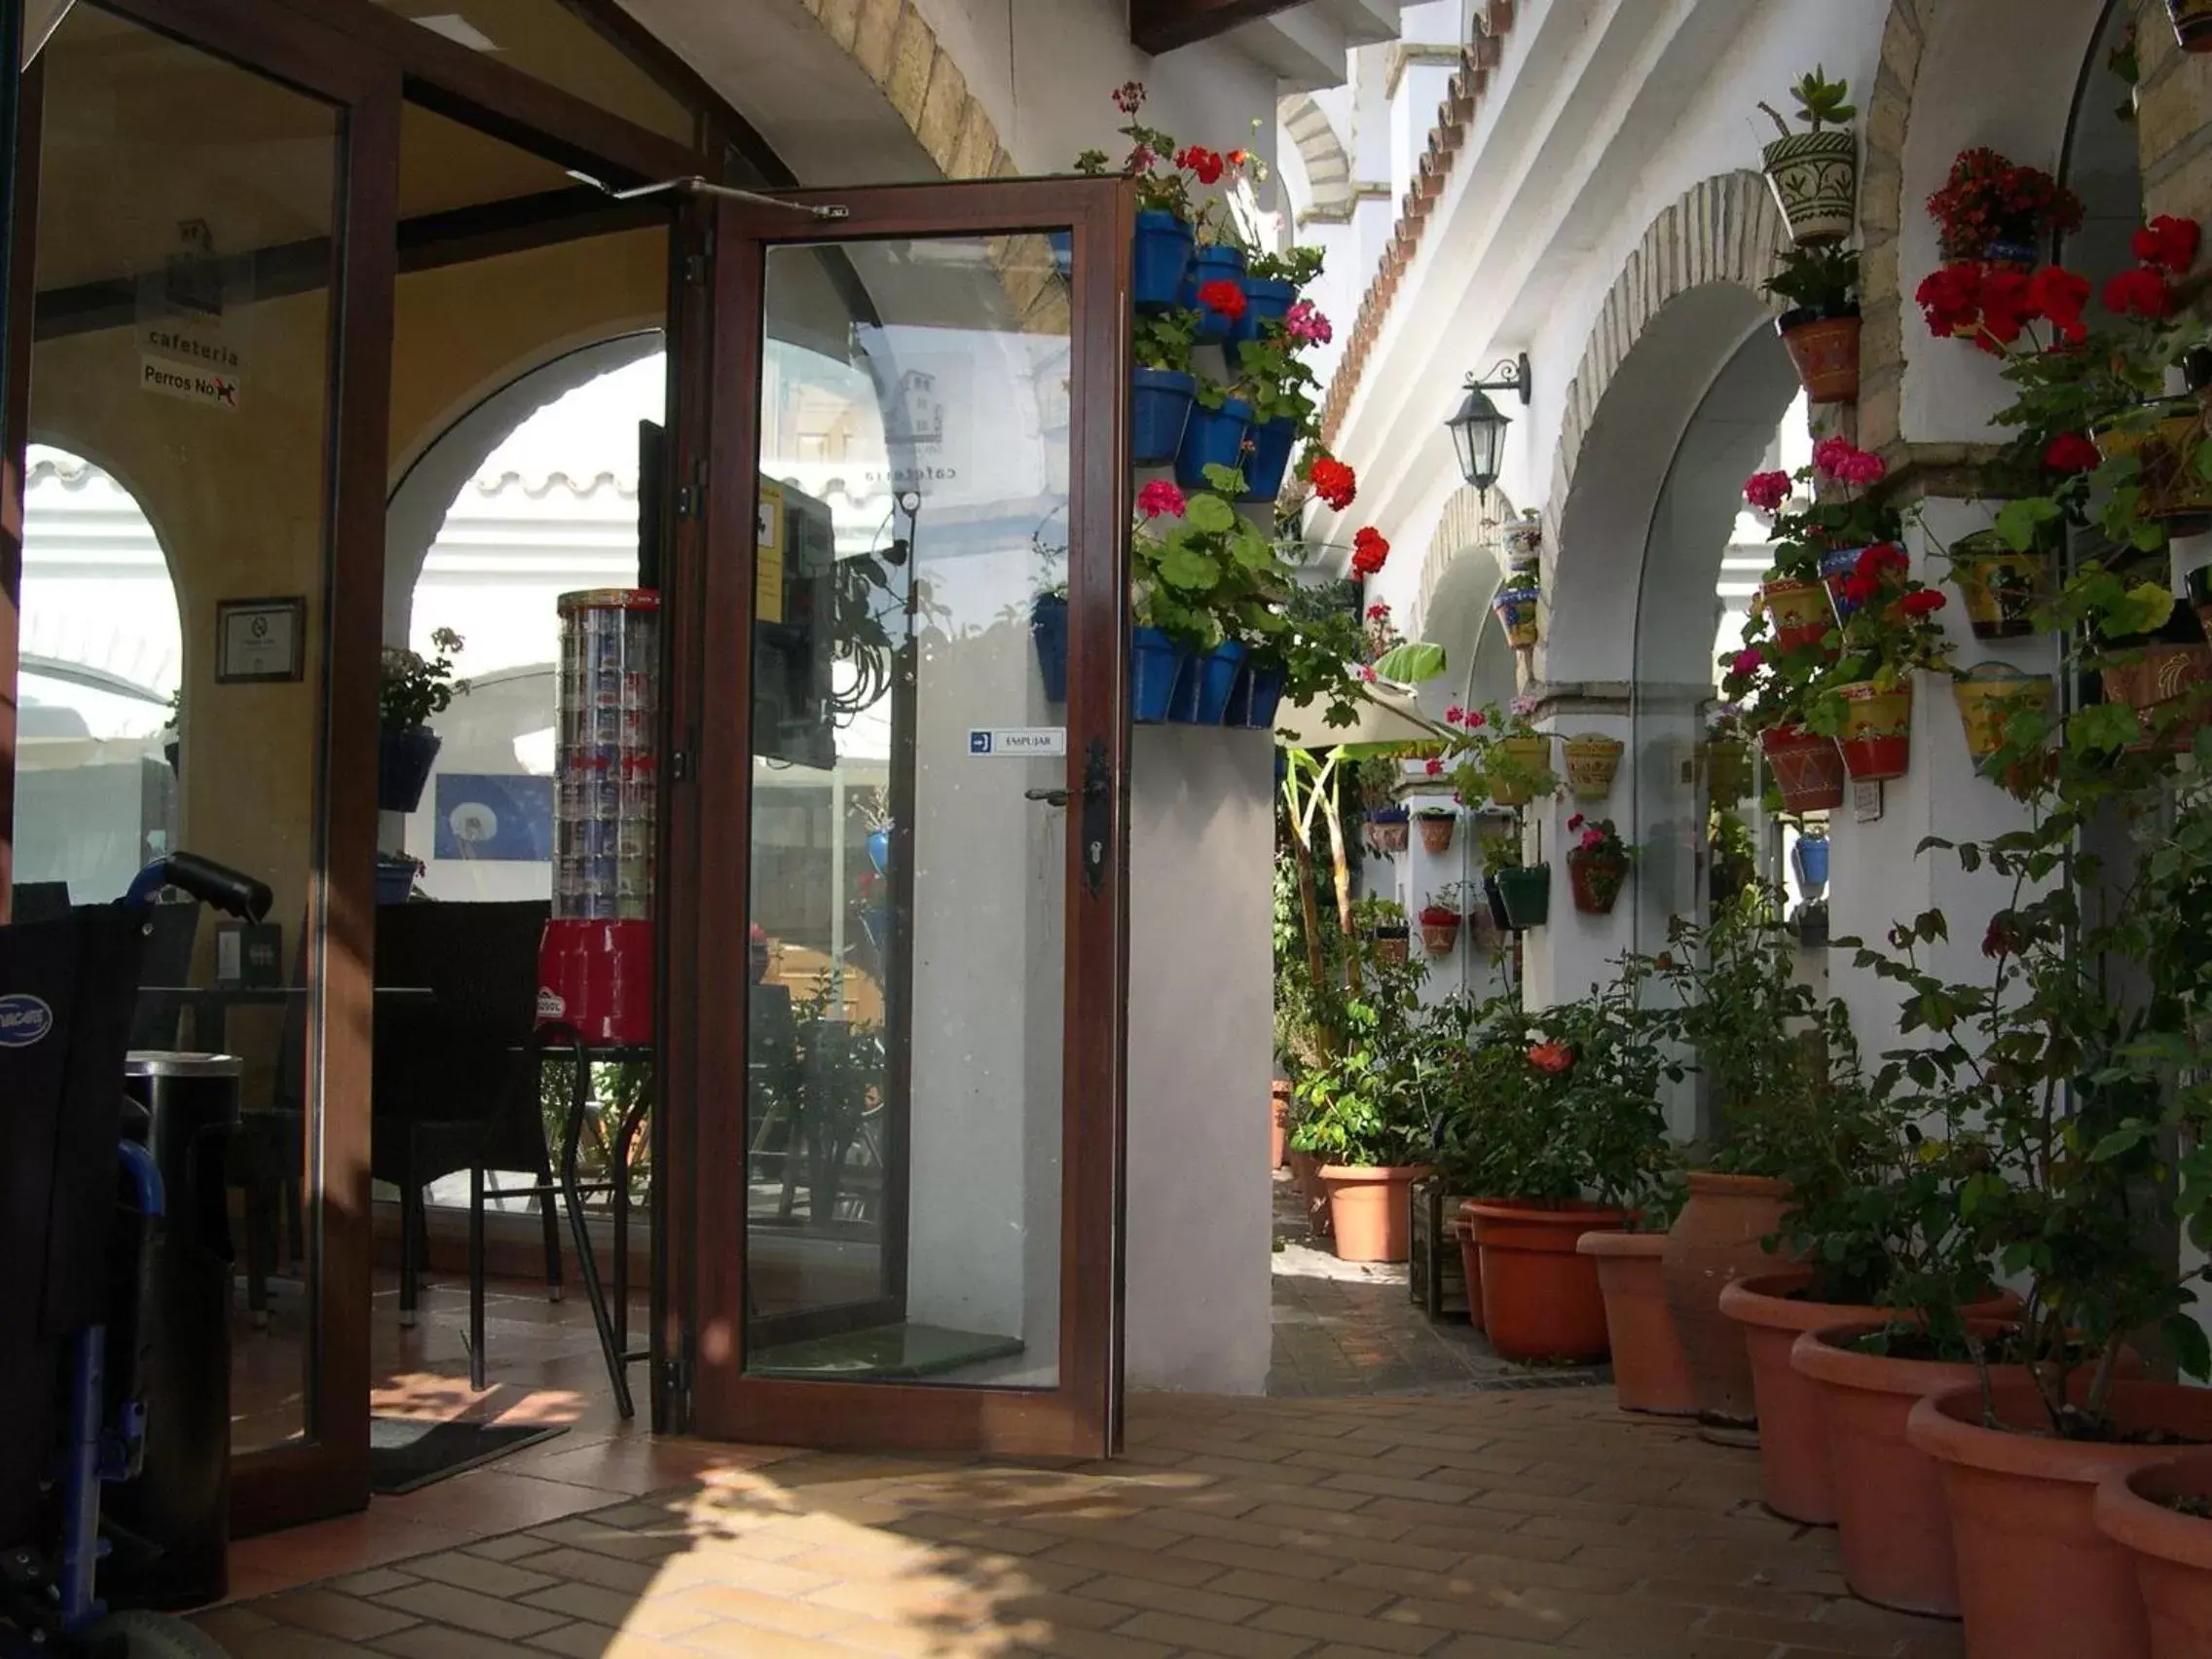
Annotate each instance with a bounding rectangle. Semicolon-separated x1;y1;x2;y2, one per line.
1419;915;1461;956
1193;641;1248;725
1493;864;1551;929
2170;0;2212;52
1566;848;1628;915
1229;276;1297;361
1777;308;1862;404
1416;813;1456;855
1371;925;1410;963
1949;533;2049;639
1180;242;1249;341
1953;665;2053;765
378;725;441;813
1759;129;1858;245
1239;416;1298;502
1487;734;1553;805
1563;734;1624;799
1979;237;2041;272
1031;594;1069;703
1835;680;1912;781
1820;544;1880;626
2102;643;2212;748
1174;395;1254;490
1129;626;1188;723
1578;1231;1695;1415
1660;1171;1791;1438
1492;584;1541;648
1470;1200;1626;1362
1131;209;1195;312
2094;402;2212;530
1319;1164;1432;1263
1791;832;1829;895
1500;512;1543;566
1130;367;1196;465
2094;1450;2212;1655
1482;873;1512;933
1760;577;1833;653
1238;665;1286;729
1367;808;1410;854
1759;724;1847;813
1705;737;1752;806
1165;648;1202;722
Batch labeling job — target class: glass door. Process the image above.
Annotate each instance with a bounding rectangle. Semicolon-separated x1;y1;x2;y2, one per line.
667;178;1130;1457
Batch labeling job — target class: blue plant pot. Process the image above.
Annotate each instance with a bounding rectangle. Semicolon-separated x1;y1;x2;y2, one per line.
1131;367;1196;466
1227;276;1298;363
1242;665;1286;728
1130;627;1187;723
1166;649;1203;722
378;725;441;814
866;828;893;874
375;861;418;906
1175;396;1253;491
1031;593;1069;704
1133;210;1194;313
1239;416;1297;502
1048;229;1073;280
1181;243;1248;341
1792;834;1831;894
1981;237;2039;270
1821;545;1873;624
1194;641;1248;725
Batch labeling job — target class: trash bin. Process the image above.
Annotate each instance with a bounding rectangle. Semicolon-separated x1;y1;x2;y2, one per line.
107;1051;240;1609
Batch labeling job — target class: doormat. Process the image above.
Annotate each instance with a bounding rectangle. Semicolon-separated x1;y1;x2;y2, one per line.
368;1417;567;1495
748;1322;1025;1382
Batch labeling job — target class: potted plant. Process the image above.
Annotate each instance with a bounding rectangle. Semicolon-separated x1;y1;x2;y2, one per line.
1704;705;1753;806
1564;814;1630;915
379;627;464;813
2093;1452;2212;1649
1231;315;1323;504
1492;571;1540;649
1458;976;1677;1363
1417;885;1463;956
1927;145;2084;269
1562;732;1624;799
1762;242;1862;403
1361;896;1411;964
1231;241;1321;354
1756;68;1857;245
1952;662;2055;768
1719;626;1845;815
1579;1212;1697;1416
1708;810;1757;909
1176;372;1254;491
1130;308;1198;466
375;851;423;906
1800;543;1951;784
1945;525;2051;640
1075;83;1208;311
1414;805;1456;856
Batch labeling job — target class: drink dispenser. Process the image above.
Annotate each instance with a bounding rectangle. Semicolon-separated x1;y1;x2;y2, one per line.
538;589;657;1046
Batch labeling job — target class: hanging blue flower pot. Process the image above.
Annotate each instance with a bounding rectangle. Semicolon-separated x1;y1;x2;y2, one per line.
1227;276;1298;363
1792;833;1831;895
375;858;420;907
1175;396;1253;491
1241;664;1286;728
1132;210;1194;313
866;828;893;874
1031;593;1069;703
378;724;442;813
1238;416;1297;503
1821;545;1874;624
1130;627;1186;723
1182;243;1248;341
1194;641;1248;725
1131;367;1196;466
1166;649;1203;722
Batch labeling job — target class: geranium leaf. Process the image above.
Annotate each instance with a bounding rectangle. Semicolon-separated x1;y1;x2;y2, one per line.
1183;493;1235;535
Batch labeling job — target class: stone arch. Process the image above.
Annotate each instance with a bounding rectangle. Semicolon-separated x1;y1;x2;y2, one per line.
1279;93;1355;224
1411;485;1516;715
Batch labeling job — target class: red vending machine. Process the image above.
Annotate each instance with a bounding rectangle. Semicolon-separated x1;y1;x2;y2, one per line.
537;589;657;1046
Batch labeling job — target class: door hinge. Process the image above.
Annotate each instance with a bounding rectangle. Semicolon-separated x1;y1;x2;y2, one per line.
661;1356;690;1413
669;749;691;783
675;461;708;520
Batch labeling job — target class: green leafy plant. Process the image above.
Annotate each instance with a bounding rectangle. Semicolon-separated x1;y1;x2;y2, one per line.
1759;67;1856;136
1245;244;1325;286
380;627;466;731
1762;243;1861;316
1134;308;1198;374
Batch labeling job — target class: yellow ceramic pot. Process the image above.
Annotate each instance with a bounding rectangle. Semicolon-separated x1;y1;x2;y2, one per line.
1563;734;1624;800
1835;680;1913;783
2093;405;2212;526
1949;536;2050;641
1952;667;2053;764
1488;734;1555;806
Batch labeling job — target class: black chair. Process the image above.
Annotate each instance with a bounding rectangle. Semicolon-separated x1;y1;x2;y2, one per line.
371;901;563;1372
9;882;69;923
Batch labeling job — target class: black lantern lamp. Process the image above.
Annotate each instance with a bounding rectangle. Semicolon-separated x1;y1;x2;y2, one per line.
1446;352;1532;496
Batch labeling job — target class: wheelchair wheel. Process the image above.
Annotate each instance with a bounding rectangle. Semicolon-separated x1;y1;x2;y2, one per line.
85;1609;232;1658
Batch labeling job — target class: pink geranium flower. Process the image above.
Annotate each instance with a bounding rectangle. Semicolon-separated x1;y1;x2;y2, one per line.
1137;480;1187;518
1284;300;1334;345
1744;470;1792;514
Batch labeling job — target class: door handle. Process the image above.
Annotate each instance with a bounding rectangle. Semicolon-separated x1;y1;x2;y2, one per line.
1080;736;1110;899
1024;788;1070;807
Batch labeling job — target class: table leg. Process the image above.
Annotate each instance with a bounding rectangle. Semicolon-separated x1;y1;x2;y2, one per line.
554;1031;634;1419
613;1092;650;1361
468;1164;487;1392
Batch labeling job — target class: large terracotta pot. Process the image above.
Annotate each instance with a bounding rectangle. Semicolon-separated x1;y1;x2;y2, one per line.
1287;1148;1332;1239
1319;1164;1430;1263
1660;1171;1790;1437
2095;1449;2212;1657
1908;1377;2212;1659
1468;1199;1626;1363
1269;1081;1290;1171
1777;309;1861;404
1719;1273;2020;1526
1453;1211;1485;1334
1759;723;1847;814
1578;1231;1694;1415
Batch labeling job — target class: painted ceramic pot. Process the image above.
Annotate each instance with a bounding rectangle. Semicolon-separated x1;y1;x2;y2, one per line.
1760;129;1857;245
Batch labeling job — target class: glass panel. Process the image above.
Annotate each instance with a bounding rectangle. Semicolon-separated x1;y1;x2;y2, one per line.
23;4;344;1453
372;0;696;145
745;234;1072;1387
398;101;582;220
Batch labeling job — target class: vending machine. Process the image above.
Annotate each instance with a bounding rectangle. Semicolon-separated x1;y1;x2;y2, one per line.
537;588;657;1047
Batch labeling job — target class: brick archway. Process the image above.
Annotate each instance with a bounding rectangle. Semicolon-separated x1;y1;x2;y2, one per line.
797;0;1015;179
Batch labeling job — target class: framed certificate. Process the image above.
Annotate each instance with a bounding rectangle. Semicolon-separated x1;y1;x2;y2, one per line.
215;596;307;683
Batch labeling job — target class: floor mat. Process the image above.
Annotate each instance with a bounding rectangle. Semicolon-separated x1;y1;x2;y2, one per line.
747;1322;1025;1380
368;1417;568;1494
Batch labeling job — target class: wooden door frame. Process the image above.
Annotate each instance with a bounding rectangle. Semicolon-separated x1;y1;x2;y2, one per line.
670;176;1132;1459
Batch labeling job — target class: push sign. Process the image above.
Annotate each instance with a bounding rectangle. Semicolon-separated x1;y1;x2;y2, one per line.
969;727;1067;757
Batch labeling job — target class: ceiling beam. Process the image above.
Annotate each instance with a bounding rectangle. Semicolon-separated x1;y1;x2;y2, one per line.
1130;0;1311;55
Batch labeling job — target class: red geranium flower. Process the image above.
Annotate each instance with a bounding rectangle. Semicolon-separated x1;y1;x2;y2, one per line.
1916;263;1983;338
1309;457;1357;510
1744;470;1792;513
1840;572;1881;606
2134;214;2202;275
1176;145;1225;185
1731;647;1764;677
2105;266;2172;319
1899;589;1947;617
1528;1042;1573;1076
2027;266;2091;343
1197;278;1246;321
1567;813;1585;830
1424;757;1444;777
1973;268;2033;348
1855;542;1908;579
2045;432;2100;472
1350;526;1390;576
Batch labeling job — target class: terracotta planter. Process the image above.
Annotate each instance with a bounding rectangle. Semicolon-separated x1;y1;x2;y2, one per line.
1371;927;1410;964
1566;848;1628;915
1563;734;1624;799
2094;402;2212;528
1487;734;1554;806
1719;1273;2021;1527
1759;129;1857;245
1416;814;1456;855
1578;1231;1694;1415
1777;309;1861;404
1419;915;1461;956
1454;1210;1485;1333
1319;1164;1431;1263
2171;0;2212;53
1950;535;2050;640
2095;1449;2212;1657
1760;577;1833;653
1468;1199;1627;1363
1908;1378;2212;1659
1835;679;1912;782
1759;723;1846;813
1660;1171;1789;1436
2102;643;2212;750
1269;1081;1290;1171
1369;814;1409;854
1287;1149;1332;1239
1953;665;2054;766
